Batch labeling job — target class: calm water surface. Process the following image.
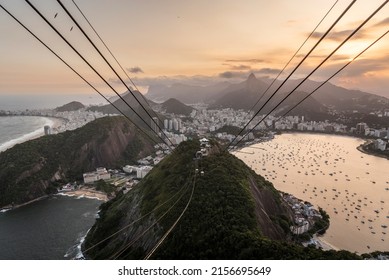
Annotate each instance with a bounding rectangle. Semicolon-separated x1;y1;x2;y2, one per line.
235;133;389;253
0;195;101;259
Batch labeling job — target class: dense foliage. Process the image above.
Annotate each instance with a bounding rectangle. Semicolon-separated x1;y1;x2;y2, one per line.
0;116;151;207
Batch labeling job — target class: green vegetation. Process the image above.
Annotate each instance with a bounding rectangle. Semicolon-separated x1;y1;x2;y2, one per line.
95;179;115;196
213;125;242;135
0;116;153;207
55;101;85;112
161;98;194;116
84;140;360;260
312;208;330;235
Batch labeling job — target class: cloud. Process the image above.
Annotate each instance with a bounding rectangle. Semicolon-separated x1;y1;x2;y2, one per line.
218;71;246;79
337;56;389;77
374;17;389;27
306;54;389;81
311;29;369;41
108;77;122;85
255;68;281;75
295;54;350;61
132;74;222;87
225;58;266;64
231;64;251;70
285;19;299;26
218;68;283;79
223;63;251;70
331;54;352;61
127;66;144;74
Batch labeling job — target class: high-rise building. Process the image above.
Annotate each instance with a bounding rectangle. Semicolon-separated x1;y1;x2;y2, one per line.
44;125;51;135
173;119;178;131
151;117;159;134
164;119;169;130
356;122;367;134
168;119;173;131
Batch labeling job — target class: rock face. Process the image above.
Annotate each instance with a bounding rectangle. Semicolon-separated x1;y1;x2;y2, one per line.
0;116;154;208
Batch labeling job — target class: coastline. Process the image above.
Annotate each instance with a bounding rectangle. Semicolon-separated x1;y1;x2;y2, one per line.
357;140;389;160
313;234;339;251
275;130;389;161
1;189;107;213
236;132;389;253
0;116;65;153
0;195;49;212
57;188;108;202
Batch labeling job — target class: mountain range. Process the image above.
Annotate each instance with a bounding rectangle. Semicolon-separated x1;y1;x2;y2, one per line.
89;91;193;126
145;74;389;118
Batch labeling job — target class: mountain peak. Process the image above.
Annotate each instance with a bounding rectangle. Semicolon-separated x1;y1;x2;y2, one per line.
55;101;85;112
161;98;194;115
247;73;257;81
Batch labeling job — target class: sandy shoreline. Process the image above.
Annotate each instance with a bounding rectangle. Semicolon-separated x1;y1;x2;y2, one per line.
357;140;389;160
0;195;49;212
57;188;108;201
1;189;107;212
313;234;339;251
0;116;65;153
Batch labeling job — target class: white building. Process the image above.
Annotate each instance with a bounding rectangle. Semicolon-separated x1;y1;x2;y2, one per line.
173;119;179;131
292;220;310;235
83;167;111;184
136;166;153;179
123;165;137;174
374;139;387;151
168;119;173;131
44;125;52;135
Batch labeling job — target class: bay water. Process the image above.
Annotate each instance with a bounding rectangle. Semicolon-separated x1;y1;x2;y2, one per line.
235;133;389;253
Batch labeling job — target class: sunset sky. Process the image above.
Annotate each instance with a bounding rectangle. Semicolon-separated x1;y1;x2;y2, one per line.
0;0;388;99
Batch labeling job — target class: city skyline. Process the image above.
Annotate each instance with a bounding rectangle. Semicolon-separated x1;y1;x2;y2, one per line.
0;0;388;97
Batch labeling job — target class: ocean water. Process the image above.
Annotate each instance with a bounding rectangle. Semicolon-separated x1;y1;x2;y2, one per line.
0;195;101;260
0;116;53;152
0;94;108;111
0;112;103;260
235;133;389;253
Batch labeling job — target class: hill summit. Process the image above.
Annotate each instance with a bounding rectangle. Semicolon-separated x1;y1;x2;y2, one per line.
160;98;194;116
55;101;85;112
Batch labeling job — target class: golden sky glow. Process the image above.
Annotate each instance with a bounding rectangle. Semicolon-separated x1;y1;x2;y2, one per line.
0;0;388;97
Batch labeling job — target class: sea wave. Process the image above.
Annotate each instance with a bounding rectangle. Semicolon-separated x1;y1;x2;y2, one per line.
56;192;77;198
0;117;54;153
56;192;105;201
64;229;90;260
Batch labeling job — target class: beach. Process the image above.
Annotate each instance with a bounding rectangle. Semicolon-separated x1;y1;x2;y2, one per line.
0;116;64;153
58;188;108;202
235;133;389;253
